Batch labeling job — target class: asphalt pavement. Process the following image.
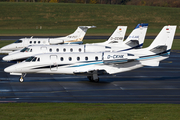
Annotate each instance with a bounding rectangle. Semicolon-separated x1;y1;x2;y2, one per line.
0;50;180;103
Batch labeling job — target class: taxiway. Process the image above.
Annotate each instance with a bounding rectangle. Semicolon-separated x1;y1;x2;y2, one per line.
0;51;180;103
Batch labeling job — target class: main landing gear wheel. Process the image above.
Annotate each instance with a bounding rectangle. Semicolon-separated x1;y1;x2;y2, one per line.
87;76;99;83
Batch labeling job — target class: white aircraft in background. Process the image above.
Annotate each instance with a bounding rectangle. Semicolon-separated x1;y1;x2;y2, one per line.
3;23;148;62
4;25;176;82
0;26;96;53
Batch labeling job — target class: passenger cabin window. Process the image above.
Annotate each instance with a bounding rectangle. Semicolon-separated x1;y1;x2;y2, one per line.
60;57;63;61
56;48;59;52
77;57;80;61
70;48;73;52
49;48;52;52
14;40;22;43
38;41;40;44
85;57;88;61
63;48;66;52
95;56;98;61
30;41;32;44
79;48;81;52
69;57;72;61
34;41;36;44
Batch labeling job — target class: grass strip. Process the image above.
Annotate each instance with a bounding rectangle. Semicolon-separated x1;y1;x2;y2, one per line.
0;103;179;120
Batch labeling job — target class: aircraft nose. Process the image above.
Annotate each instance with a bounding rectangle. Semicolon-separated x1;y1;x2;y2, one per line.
2;55;11;61
4;66;16;73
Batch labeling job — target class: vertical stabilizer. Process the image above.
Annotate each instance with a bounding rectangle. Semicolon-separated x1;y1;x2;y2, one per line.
106;26;127;44
148;25;176;53
124;23;148;48
67;26;96;39
56;26;96;44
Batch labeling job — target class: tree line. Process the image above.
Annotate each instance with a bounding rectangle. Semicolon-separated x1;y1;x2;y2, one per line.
1;0;180;7
1;0;130;4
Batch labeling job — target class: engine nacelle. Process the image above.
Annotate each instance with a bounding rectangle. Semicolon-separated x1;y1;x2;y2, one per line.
49;38;64;45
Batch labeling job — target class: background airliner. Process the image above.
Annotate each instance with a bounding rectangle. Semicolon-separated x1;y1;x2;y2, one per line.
4;25;176;82
3;23;148;62
0;26;96;53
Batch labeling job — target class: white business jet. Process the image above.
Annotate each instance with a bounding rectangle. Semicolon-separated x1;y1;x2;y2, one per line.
0;26;95;53
3;23;148;62
4;25;176;82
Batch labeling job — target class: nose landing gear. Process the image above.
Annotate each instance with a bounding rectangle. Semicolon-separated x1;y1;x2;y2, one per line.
19;73;26;83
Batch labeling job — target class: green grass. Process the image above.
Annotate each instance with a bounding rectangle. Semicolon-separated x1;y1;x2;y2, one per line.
0;2;180;35
0;103;180;120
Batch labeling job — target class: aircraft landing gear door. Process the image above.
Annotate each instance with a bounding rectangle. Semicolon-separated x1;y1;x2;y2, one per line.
50;55;58;71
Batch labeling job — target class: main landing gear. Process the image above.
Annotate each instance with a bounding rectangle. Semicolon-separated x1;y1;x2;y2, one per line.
87;72;99;82
19;73;26;83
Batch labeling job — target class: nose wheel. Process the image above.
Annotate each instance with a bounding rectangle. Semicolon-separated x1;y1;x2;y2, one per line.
19;73;26;83
19;77;24;83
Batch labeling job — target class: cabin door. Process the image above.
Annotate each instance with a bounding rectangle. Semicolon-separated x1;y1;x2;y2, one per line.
50;55;58;71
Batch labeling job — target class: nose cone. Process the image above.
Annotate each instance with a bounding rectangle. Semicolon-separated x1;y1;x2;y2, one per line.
4;66;14;73
2;55;12;61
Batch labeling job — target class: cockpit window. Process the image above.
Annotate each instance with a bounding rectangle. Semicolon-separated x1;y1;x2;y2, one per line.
25;56;34;62
32;57;37;62
20;47;30;52
25;56;40;62
14;40;22;43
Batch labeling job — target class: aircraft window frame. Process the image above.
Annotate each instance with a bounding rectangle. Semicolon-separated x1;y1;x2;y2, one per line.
49;48;52;52
95;56;98;61
70;48;73;52
63;48;66;52
38;41;40;44
77;57;80;61
85;56;88;61
60;57;64;61
69;57;72;61
14;40;22;43
37;58;40;62
56;48;59;52
30;41;32;44
79;48;81;52
34;41;36;44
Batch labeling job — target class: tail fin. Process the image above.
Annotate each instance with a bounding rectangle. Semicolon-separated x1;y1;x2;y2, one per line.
62;26;96;43
148;25;176;53
124;23;148;48
68;26;96;39
106;26;127;44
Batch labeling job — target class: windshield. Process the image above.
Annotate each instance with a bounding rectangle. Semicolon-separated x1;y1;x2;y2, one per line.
14;40;22;43
20;47;30;52
25;56;35;62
